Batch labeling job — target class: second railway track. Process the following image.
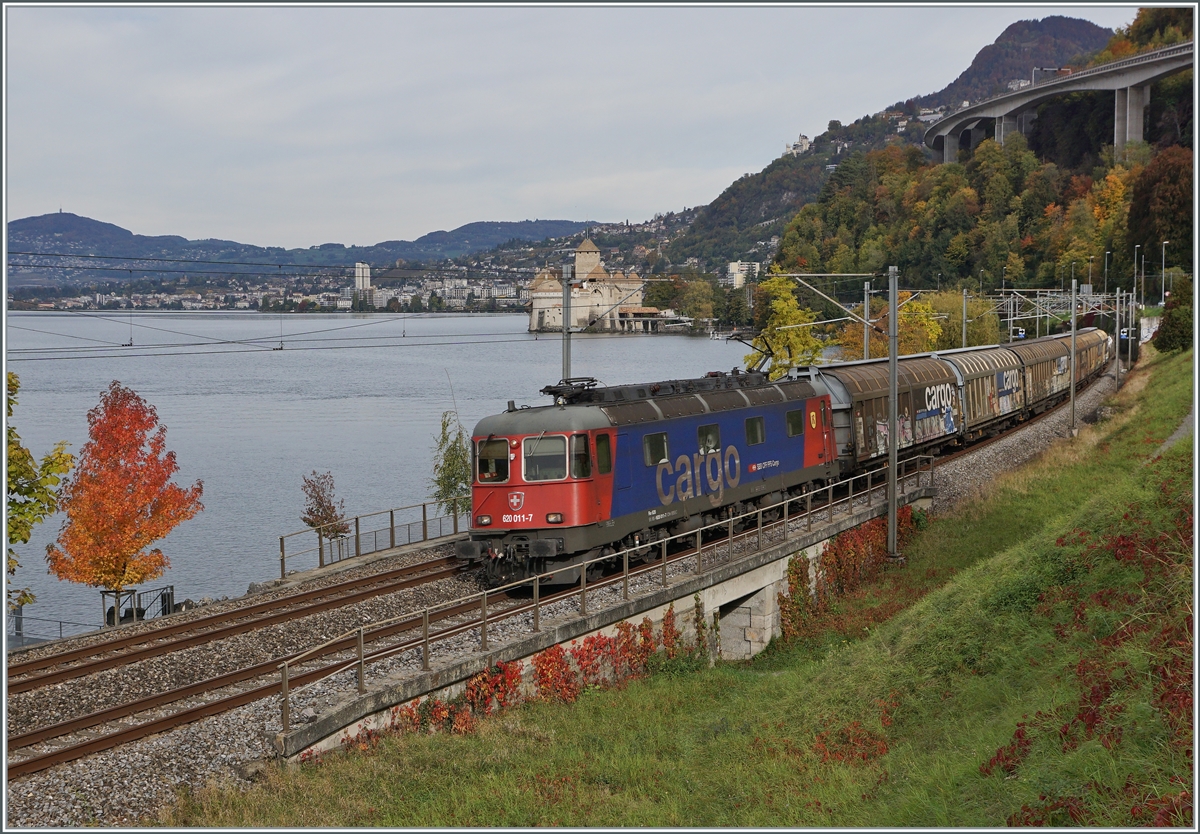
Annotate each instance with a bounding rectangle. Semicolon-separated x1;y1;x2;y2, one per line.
7;555;462;692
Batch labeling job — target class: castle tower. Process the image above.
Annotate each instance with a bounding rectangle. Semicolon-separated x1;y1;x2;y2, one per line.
574;238;601;280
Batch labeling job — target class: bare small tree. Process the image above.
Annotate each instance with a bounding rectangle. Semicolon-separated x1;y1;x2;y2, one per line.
301;471;349;538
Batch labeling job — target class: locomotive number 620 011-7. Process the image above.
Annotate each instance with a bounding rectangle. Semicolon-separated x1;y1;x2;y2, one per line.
502;513;534;524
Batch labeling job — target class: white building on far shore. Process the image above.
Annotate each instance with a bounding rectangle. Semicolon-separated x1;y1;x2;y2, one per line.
528;239;649;332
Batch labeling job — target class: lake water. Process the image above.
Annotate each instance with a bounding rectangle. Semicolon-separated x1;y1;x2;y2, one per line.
6;311;750;631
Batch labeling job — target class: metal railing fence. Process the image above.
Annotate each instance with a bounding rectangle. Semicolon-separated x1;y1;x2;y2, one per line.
7;608;99;642
277;457;935;730
278;499;471;579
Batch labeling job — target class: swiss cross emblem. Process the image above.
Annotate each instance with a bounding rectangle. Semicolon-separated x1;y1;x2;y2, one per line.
507;492;525;511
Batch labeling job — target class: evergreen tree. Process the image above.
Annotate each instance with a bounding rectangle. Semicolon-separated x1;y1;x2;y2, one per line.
1152;275;1193;352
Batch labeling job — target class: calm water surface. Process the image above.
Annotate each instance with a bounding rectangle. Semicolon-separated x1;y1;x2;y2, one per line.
6;311;749;629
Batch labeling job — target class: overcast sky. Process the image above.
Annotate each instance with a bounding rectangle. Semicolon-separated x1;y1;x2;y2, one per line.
5;4;1139;250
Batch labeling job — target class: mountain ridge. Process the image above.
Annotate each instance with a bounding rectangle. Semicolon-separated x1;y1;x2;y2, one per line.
6;213;601;282
916;15;1113;109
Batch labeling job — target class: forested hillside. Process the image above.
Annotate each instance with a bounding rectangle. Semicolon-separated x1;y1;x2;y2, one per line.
663;154;828;268
772;135;1192;293
769;9;1194;292
665;15;1120;270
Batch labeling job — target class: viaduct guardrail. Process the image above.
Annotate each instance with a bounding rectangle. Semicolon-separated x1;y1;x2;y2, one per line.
276;456;935;732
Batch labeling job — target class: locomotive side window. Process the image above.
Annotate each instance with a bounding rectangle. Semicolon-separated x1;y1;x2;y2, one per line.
786;409;805;437
524;435;567;481
477;439;510;483
698;424;720;454
643;432;669;466
570;434;591;478
595;434;612;474
745;416;765;446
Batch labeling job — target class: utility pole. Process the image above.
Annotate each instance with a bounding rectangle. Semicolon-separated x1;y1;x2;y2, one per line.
1069;278;1077;437
561;269;572;380
1133;244;1141;309
1128;284;1136;370
961;288;967;349
1104;250;1110;296
864;282;871;360
887;266;899;560
1141;252;1146;311
1161;241;1169;306
1115;288;1122;387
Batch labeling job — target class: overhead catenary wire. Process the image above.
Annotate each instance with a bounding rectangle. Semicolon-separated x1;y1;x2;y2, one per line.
4;332;639;362
7;308;575;355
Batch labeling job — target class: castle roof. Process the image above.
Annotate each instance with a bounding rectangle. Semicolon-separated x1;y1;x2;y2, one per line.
575;238;600;253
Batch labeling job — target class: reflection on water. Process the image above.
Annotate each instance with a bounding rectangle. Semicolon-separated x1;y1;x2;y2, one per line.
7;311;750;627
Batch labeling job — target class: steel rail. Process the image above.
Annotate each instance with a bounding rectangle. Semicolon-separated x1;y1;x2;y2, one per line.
6;480;881;780
8;561;680;779
7;559;462;694
6;579;528;757
7;583;550;779
8;555;460;679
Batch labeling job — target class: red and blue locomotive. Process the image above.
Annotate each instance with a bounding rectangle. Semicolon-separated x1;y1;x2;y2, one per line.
455;371;837;585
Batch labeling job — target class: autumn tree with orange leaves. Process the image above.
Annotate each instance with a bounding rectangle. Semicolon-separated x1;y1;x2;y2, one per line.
46;382;203;593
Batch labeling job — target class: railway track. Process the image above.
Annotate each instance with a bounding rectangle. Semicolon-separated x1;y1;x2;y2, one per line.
7;556;462;693
6;577;588;779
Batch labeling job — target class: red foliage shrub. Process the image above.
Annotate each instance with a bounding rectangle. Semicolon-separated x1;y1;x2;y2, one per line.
811;720;889;765
533;644;581;703
980;723;1032;776
779;505;918;643
661;604;682;659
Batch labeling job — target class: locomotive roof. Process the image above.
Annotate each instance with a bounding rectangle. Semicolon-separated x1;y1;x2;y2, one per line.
540;369;774;404
472;370;819;437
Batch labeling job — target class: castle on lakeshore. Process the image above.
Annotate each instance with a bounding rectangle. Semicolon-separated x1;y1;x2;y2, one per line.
528;239;662;333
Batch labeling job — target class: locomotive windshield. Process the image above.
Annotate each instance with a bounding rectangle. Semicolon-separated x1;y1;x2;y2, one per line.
524;435;567;481
477;439;510;483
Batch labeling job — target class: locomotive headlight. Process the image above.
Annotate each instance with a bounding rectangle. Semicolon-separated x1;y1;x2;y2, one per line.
475;515;492;526
546;512;564;524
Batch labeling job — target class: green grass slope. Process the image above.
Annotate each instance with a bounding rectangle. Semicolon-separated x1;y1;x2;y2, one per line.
167;348;1193;828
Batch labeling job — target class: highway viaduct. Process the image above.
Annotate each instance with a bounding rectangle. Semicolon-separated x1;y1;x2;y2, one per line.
924;41;1194;163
